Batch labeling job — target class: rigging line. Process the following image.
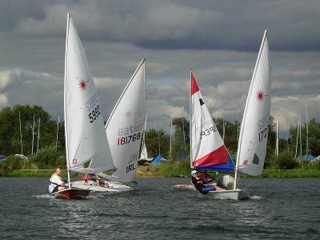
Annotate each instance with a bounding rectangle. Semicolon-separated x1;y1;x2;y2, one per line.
242;175;263;191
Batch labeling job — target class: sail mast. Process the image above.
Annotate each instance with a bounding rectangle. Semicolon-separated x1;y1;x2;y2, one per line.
286;118;290;152
222;117;225;141
64;12;71;188
295;112;299;158
189;69;193;168
19;111;23;154
56;115;60;150
299;111;302;156
181;108;186;151
169;116;173;160
305;103;309;155
31;114;35;155
37;117;40;152
276;114;279;157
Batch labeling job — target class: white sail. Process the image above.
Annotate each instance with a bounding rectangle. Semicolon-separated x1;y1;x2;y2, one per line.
105;59;146;183
64;13;115;174
139;114;150;160
140;136;149;159
236;30;271;176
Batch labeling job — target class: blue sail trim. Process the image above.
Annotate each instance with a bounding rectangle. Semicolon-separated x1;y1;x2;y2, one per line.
195;154;235;171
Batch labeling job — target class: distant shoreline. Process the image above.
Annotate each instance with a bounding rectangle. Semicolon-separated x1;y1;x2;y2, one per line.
2;167;320;178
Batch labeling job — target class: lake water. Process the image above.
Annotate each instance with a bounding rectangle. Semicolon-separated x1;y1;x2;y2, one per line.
0;177;319;239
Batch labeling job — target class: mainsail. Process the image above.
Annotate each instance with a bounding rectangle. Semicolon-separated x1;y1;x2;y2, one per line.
190;71;234;171
236;30;271;177
64;13;115;174
105;59;146;183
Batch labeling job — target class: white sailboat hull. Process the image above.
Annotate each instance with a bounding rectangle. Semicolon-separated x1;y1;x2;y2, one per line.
71;180;133;192
172;184;249;200
209;189;249;200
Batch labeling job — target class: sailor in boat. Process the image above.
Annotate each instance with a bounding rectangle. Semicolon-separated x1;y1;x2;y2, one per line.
84;173;109;188
200;170;215;184
48;167;65;193
191;170;224;194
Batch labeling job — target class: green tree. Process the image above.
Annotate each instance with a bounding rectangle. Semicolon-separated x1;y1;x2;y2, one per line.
265;115;276;166
171;117;189;161
145;129;170;159
215;118;239;153
289;118;320;157
0;107;16;154
308;118;320;156
275;151;297;169
0;105;63;156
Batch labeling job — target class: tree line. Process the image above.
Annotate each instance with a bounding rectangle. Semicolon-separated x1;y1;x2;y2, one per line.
144;115;320;167
0;105;319;169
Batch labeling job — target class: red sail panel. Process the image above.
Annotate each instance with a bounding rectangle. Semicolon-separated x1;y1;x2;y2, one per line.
193;145;228;168
191;73;199;95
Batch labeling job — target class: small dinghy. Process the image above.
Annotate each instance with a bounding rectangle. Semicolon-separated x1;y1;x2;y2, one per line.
173;30;271;201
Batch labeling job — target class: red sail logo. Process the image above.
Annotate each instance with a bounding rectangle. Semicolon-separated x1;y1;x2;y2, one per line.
256;90;264;102
79;79;87;90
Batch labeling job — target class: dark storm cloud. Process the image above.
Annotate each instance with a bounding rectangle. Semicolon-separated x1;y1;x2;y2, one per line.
0;0;319;132
5;0;319;51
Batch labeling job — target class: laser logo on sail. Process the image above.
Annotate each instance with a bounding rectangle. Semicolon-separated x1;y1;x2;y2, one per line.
77;77;88;90
256;90;264;102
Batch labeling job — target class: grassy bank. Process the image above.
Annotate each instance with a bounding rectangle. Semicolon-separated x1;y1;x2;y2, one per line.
262;169;320;178
138;163;320;178
7;169;70;178
3;165;320;178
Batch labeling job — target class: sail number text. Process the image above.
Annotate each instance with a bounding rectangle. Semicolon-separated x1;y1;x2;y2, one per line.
118;133;141;145
85;94;101;123
118;123;143;136
258;112;269;142
126;154;138;173
258;113;269;130
86;93;99;111
88;105;101;123
258;127;268;142
200;125;217;139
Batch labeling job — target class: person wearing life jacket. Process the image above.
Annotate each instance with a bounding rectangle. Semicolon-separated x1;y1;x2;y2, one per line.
48;167;65;193
191;170;215;194
85;173;109;188
191;170;224;194
200;170;215;184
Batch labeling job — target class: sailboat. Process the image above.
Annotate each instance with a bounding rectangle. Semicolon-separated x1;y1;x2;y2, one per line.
73;60;146;192
100;59;146;188
174;30;270;200
173;71;242;199
52;13;115;199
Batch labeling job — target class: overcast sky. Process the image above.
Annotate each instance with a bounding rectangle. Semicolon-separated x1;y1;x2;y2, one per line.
0;0;319;137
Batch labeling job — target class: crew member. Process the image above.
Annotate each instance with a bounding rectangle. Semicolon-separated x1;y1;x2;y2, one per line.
48;167;65;193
